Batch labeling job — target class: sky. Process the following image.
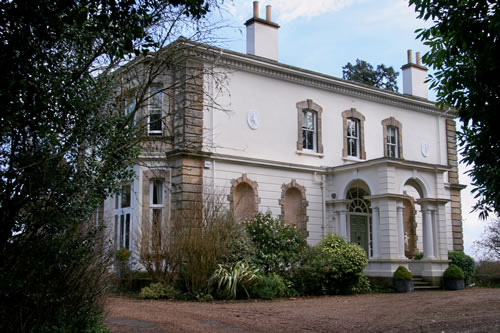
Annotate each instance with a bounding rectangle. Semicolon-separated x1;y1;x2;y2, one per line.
207;0;488;258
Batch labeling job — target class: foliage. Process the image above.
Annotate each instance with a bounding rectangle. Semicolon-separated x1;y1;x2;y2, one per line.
291;234;369;295
413;252;424;260
138;191;248;296
248;273;296;300
139;282;177;300
410;0;500;218
245;212;306;275
393;266;412;281
473;260;500;288
474;219;500;261
443;264;465;280
0;0;220;331
342;59;399;92
208;261;260;299
448;251;475;286
115;248;132;278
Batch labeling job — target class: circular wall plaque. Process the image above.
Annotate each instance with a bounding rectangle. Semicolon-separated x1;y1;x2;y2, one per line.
247;111;260;130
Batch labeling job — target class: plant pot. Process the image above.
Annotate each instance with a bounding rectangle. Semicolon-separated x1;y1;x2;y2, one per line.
394;279;414;293
445;278;465;290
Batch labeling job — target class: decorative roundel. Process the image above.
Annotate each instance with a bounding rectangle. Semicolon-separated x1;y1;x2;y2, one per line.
421;143;430;157
247;111;260;130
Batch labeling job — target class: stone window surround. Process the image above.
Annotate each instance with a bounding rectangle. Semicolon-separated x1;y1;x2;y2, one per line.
227;173;261;217
296;99;324;154
381;117;403;159
342;108;366;160
279;179;309;238
142;169;170;231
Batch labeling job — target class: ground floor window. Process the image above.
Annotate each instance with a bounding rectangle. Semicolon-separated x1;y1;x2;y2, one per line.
347;187;372;257
114;183;132;250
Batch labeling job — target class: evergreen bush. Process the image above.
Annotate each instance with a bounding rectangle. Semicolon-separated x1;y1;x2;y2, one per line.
443;264;465;280
448;251;475;286
393;266;412;280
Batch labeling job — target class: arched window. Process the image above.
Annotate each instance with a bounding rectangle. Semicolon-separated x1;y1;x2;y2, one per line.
347;187;372;256
228;174;260;222
280;179;309;237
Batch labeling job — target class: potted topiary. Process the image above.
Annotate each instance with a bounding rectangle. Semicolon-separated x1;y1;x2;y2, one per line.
443;264;465;290
393;266;414;293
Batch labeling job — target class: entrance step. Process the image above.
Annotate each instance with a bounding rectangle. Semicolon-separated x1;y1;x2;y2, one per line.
412;276;440;291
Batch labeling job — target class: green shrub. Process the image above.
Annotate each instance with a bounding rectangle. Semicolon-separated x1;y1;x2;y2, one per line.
249;273;295;299
393;266;412;280
448;251;475;286
413;252;424;260
245;212;306;275
473;260;500;287
291;234;368;295
443;264;465;280
208;261;260;299
139;282;177;300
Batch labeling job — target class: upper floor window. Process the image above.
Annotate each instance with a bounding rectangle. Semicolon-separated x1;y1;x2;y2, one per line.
302;109;317;151
386;126;399;158
148;86;163;136
382;117;403;159
347;118;360;157
342;108;366;160
296;99;324;154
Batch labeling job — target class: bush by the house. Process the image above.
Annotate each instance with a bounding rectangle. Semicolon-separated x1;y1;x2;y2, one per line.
393;266;412;280
208;260;260;299
443;264;465;280
140;282;177;300
248;273;296;299
448;251;475;286
291;234;369;295
244;212;306;276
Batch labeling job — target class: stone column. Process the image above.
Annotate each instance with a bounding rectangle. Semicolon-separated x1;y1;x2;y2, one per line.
339;210;347;240
422;208;435;259
397;204;405;259
372;206;380;258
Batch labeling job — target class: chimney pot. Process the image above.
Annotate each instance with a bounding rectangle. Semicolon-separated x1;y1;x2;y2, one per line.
416;52;421;66
253;1;259;18
407;49;413;64
266;5;272;21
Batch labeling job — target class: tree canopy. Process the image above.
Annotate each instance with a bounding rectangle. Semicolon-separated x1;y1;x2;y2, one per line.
410;0;500;218
342;59;399;92
0;0;218;331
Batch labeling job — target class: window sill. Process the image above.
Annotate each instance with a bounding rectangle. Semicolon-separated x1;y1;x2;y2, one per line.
296;150;324;158
342;156;364;163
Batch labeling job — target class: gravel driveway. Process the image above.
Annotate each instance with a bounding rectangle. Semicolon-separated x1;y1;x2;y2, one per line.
106;288;500;332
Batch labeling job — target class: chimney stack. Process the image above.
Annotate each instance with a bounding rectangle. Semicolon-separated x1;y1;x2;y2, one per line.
245;1;280;61
401;49;428;99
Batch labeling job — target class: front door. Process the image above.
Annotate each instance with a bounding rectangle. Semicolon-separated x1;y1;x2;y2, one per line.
350;214;368;254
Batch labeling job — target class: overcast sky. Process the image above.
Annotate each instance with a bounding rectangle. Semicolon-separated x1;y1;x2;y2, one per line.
209;0;487;258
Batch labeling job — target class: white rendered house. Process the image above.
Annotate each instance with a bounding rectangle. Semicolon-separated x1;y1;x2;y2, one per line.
104;2;465;285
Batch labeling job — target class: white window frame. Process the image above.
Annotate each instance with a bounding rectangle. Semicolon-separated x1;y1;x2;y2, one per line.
148;86;163;136
302;109;317;152
114;184;132;250
347;117;360;158
150;179;165;247
386;126;399;158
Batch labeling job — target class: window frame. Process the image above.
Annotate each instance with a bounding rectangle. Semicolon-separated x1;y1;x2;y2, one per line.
302;109;317;152
342;108;366;160
347;117;360;158
382;117;403;159
114;183;132;251
148;86;163;136
150;179;165;249
296;99;323;154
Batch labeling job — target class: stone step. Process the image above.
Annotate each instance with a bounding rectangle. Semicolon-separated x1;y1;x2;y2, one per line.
412;276;440;291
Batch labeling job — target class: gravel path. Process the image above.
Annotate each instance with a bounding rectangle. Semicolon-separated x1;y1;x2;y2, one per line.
106;288;500;332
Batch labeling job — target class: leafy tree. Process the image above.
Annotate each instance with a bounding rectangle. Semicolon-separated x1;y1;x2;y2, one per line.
474;219;500;261
342;59;399;92
0;0;219;331
410;0;500;218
